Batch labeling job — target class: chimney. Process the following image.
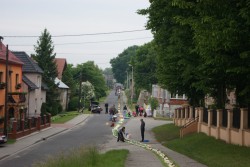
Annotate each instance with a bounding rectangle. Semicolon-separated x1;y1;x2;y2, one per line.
0;36;3;51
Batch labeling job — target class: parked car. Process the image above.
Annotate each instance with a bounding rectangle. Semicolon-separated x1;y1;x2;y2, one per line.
90;101;103;114
0;135;7;144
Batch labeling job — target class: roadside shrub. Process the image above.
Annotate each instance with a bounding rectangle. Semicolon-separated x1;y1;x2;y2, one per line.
149;97;159;111
68;96;79;111
40;103;47;116
51;103;59;116
58;104;63;113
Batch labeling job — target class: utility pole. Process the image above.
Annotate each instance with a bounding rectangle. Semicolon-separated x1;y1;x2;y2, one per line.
126;71;129;89
4;44;9;136
78;72;82;112
129;64;133;102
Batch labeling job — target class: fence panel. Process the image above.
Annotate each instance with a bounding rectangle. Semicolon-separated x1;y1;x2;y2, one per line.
222;109;228;127
203;108;208;123
212;109;217;126
232;108;240;129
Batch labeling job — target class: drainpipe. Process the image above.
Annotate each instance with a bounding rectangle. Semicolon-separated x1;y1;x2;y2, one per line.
4;45;9;136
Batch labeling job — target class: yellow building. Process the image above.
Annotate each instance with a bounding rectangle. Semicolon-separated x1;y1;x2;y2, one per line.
0;41;24;133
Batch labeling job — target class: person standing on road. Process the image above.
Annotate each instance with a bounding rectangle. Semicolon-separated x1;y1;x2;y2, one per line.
105;103;109;114
140;119;145;142
135;104;139;116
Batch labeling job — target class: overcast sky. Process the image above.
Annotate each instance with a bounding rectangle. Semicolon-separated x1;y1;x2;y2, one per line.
1;0;153;69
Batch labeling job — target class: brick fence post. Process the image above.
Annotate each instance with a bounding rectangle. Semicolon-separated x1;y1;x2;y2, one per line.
28;118;32;130
12;121;17;139
48;114;51;126
37;116;41;130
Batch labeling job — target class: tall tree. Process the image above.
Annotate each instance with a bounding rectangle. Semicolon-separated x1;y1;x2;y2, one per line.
33;29;58;113
132;41;158;92
75;61;107;100
62;64;77;96
138;0;205;107
110;45;139;84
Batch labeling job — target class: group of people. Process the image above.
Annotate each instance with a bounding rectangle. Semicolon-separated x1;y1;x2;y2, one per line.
134;104;147;117
105;103;119;124
105;102;146;142
117;119;145;142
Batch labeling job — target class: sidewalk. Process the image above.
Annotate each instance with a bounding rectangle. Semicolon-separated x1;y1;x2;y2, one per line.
105;91;207;167
102;116;207;167
0;114;91;161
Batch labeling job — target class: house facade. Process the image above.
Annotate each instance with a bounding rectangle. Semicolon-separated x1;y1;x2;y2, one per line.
54;58;69;111
13;51;44;117
151;84;188;117
0;42;25;133
55;77;69;111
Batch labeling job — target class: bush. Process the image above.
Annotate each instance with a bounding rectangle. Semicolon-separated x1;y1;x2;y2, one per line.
58;104;63;113
68;96;79;111
149;97;159;111
51;103;59;116
40;103;47;116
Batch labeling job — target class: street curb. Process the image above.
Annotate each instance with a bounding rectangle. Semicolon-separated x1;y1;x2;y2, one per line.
0;114;91;161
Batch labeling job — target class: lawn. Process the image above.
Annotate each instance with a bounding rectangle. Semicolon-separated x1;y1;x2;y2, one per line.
52;111;81;123
34;146;129;167
153;124;250;167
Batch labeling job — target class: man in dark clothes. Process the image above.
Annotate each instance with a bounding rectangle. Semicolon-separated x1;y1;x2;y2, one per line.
105;103;109;114
117;127;125;142
140;119;145;142
135;104;139;116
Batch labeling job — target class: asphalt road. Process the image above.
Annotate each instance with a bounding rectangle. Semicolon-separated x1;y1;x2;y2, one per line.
0;90;119;167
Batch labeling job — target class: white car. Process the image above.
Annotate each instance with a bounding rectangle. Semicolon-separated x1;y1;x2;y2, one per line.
0;135;7;144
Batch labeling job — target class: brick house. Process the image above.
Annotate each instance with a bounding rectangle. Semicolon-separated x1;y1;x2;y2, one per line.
0;42;24;132
54;58;69;111
151;84;188;117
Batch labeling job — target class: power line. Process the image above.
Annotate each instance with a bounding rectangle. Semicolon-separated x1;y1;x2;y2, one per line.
20;51;119;55
9;37;153;46
3;29;148;38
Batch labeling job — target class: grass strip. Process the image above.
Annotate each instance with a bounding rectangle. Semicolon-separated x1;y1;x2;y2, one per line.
153;123;250;167
52;111;80;123
33;146;128;167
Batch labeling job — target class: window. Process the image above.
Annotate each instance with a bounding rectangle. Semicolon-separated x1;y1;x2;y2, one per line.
0;72;3;82
16;73;19;85
37;76;41;87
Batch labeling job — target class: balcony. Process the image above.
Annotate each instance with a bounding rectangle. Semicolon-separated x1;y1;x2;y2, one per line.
0;82;6;89
7;92;27;106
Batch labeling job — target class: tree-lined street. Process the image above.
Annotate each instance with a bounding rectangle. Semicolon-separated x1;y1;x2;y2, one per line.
0;90;118;167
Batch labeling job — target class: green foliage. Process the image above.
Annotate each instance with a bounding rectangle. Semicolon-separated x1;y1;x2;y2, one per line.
110;45;139;84
75;61;107;100
51;111;80;123
103;68;114;89
153;124;250;167
149;97;159;111
51;102;59;116
33;29;58;113
62;64;77;96
138;0;250;108
68;96;79;111
33;146;129;167
133;41;158;92
40;103;47;116
58;104;63;113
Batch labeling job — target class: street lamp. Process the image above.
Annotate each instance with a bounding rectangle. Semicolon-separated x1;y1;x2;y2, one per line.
129;64;133;102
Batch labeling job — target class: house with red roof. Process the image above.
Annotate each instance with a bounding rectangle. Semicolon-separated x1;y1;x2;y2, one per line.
0;41;25;134
54;58;69;111
54;58;67;80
